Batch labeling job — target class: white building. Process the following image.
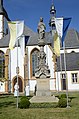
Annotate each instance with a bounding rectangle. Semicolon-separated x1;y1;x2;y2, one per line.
0;0;79;93
56;29;79;91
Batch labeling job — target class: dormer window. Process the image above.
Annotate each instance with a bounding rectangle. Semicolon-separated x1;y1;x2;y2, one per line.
71;51;75;53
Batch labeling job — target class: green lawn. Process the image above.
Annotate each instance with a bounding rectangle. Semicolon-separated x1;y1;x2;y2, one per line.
0;92;79;119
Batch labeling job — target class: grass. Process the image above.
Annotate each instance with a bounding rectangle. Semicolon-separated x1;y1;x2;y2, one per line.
0;92;79;119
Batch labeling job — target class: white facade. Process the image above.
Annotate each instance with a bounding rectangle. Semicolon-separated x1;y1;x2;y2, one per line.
1;39;79;93
10;47;24;80
55;48;79;91
0;5;79;93
56;70;79;91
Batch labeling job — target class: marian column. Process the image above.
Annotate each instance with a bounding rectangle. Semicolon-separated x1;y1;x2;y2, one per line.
30;17;59;103
35;17;51;97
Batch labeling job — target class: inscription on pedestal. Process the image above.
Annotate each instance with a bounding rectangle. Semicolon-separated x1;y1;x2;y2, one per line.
37;79;50;90
36;78;51;96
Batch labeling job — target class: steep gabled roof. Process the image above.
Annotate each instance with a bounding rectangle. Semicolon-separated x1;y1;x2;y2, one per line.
57;52;79;71
64;29;79;48
27;32;52;46
0;25;37;47
47;29;79;49
0;26;52;47
23;25;35;36
0;34;9;47
0;27;79;48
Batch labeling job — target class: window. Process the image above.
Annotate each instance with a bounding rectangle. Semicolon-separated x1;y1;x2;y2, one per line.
61;73;66;79
72;73;78;83
31;49;39;77
61;73;66;90
0;51;5;78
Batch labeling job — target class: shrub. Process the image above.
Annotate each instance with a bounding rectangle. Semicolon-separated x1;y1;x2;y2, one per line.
19;96;30;109
58;98;67;108
59;94;67;99
20;96;28;100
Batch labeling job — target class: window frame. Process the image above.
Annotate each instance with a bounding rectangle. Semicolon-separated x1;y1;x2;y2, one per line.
0;50;5;78
30;48;40;78
71;73;78;84
60;73;66;80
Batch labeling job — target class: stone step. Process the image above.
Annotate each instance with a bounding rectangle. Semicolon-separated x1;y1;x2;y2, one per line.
30;95;59;103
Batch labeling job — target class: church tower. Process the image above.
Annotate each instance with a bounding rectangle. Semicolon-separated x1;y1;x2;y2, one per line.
0;0;10;39
49;2;56;30
0;0;10;93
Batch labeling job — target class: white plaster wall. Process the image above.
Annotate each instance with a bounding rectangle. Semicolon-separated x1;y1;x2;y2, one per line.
55;72;61;91
44;45;55;78
50;78;56;90
29;80;36;92
56;71;79;91
67;71;79;91
60;48;79;54
11;47;24;80
45;45;56;90
0;47;25;92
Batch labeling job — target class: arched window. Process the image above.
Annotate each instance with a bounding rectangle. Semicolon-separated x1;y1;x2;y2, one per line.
0;50;5;78
31;48;39;77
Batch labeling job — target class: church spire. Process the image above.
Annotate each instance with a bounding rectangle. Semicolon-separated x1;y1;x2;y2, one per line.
0;0;3;12
50;1;56;18
49;2;56;30
0;0;3;6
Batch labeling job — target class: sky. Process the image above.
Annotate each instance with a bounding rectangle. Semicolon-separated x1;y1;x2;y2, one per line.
4;0;79;32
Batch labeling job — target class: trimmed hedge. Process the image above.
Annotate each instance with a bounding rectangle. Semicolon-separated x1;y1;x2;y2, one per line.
58;98;67;108
30;102;58;108
19;96;30;109
59;94;67;99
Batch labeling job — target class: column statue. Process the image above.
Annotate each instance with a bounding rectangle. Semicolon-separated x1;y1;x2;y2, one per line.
37;17;46;39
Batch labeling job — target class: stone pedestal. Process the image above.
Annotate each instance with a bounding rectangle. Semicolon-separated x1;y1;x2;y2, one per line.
30;78;59;103
36;78;51;96
30;95;59;103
